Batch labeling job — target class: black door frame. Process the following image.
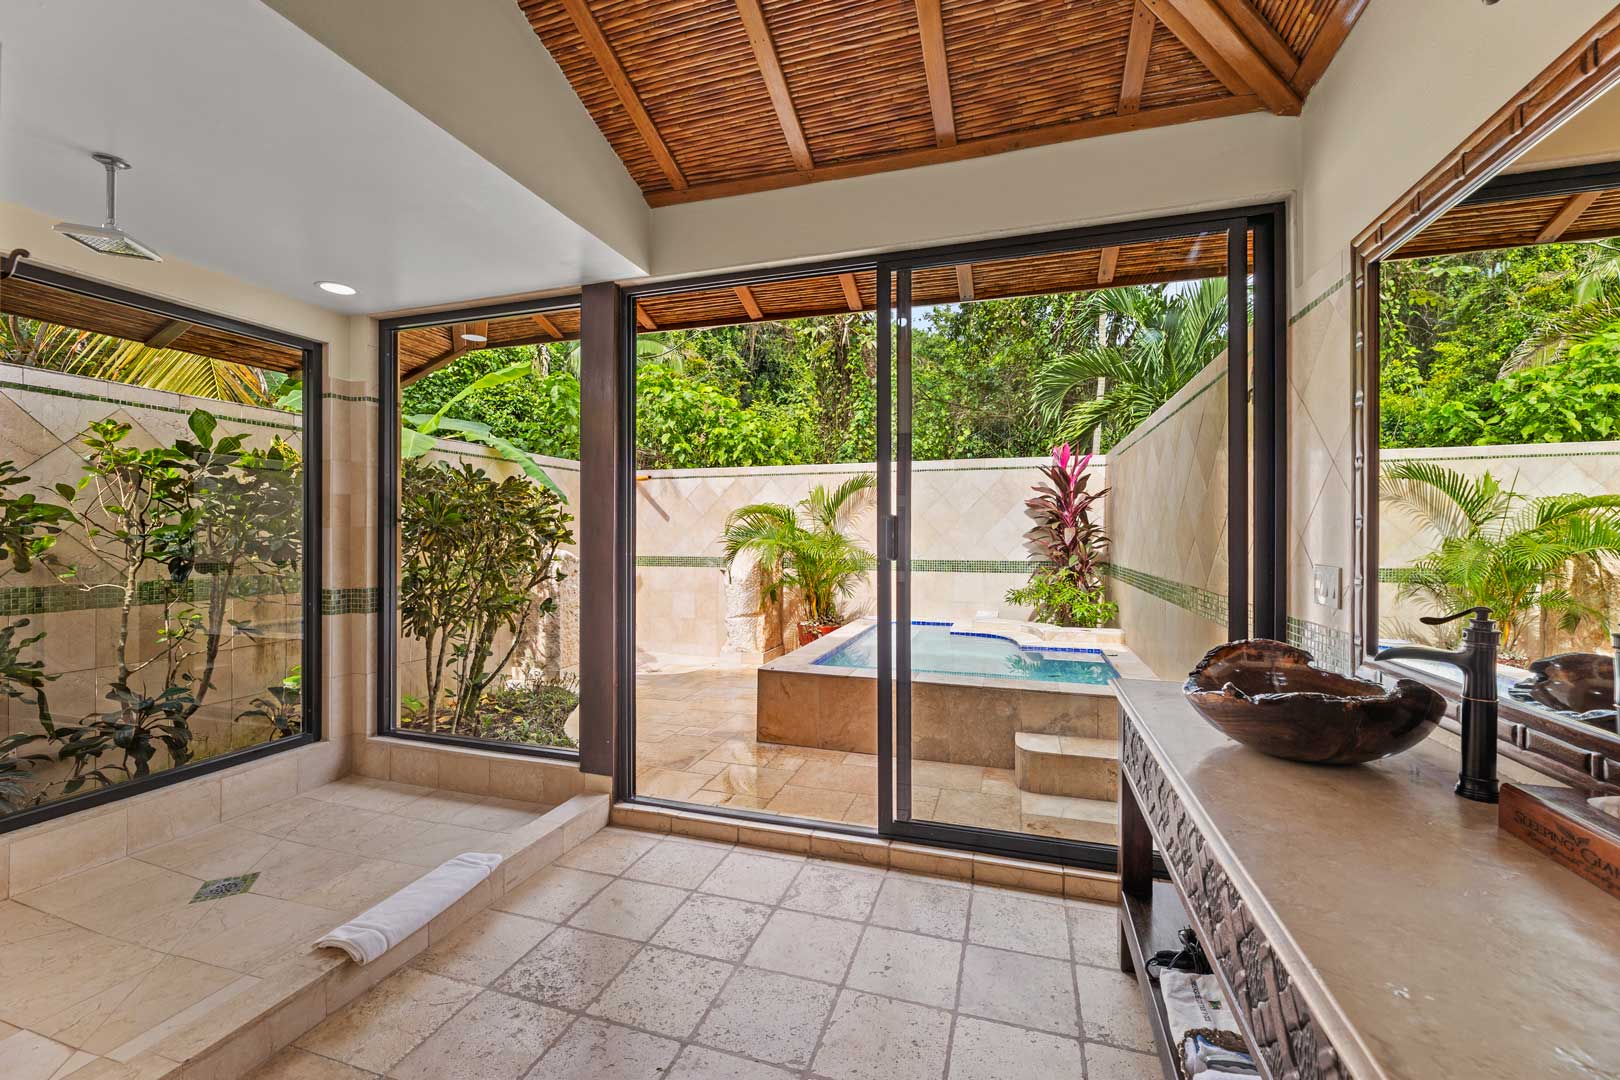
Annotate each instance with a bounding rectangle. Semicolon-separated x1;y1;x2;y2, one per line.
617;203;1288;868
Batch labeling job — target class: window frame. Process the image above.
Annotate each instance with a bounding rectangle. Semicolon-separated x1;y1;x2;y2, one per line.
0;260;323;835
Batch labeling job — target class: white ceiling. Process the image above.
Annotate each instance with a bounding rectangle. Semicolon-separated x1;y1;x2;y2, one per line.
0;0;644;315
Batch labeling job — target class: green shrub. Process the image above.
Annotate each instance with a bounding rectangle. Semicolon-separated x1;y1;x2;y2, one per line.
1004;566;1118;628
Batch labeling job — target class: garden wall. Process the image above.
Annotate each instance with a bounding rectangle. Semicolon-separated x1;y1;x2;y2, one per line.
1103;354;1233;680
632;456;1101;658
0;361;306;788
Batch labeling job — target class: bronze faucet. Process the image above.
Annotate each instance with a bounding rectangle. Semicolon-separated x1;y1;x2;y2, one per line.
1375;607;1500;803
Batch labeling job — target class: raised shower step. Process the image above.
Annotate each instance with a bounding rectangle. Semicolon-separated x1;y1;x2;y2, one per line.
1014;732;1119;801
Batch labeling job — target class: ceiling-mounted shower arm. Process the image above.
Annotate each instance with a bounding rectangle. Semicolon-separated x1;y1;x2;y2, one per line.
92;153;131;227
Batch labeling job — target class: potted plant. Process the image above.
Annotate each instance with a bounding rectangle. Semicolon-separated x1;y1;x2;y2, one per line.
721;474;876;643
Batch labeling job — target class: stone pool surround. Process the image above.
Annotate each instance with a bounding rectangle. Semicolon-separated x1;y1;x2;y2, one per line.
756;618;1151;770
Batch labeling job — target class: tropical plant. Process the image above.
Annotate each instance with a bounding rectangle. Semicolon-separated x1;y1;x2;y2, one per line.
398;459;574;732
1004;566;1119;629
720;473;877;630
235;664;303;740
1033;279;1232;451
1020;444;1108;588
402;360;563;494
1;315;271;404
1506;239;1620;372
1380;461;1620;656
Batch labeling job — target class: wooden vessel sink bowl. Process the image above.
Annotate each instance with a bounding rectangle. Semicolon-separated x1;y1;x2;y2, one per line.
1184;639;1446;765
1509;653;1616;727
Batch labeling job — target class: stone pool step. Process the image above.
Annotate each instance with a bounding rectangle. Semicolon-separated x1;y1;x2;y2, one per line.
1019;791;1119;845
1014;732;1119;801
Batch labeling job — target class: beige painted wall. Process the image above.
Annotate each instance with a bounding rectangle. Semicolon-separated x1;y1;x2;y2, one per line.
263;0;650;272
1104;355;1231;680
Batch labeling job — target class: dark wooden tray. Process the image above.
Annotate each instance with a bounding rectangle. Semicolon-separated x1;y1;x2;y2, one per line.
1499;784;1620;901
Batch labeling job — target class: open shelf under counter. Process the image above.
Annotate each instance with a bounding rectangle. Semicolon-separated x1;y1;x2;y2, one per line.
1114;677;1620;1080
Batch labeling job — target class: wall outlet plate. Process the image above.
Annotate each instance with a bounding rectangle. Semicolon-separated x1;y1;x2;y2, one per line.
1312;565;1342;610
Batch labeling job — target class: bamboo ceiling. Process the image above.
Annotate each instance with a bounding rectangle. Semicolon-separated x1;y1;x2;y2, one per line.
396;229;1241;381
0;276;304;373
1393;185;1620;261
516;0;1366;204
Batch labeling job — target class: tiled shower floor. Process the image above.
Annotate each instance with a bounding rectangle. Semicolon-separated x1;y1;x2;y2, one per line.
0;778;556;1079
258;827;1158;1080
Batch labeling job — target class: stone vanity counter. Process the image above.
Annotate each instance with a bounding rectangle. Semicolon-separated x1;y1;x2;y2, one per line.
1115;678;1620;1080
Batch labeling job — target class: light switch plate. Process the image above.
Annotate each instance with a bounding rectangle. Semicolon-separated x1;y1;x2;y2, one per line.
1312;564;1342;610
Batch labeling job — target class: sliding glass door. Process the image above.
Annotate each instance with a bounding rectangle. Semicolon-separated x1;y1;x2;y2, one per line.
876;211;1284;867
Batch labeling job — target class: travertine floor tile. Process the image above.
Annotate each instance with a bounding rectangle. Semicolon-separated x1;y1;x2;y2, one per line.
412;910;556;986
494;866;611;924
869;876;969;939
296;968;478;1074
957;945;1078;1037
1066;900;1117;967
811;989;950;1080
744;909;860;984
388;989;567;1080
779;861;882;921
699;851;800;904
566;878;686;941
694;968;837;1068
761;785;856;821
665;1044;798;1080
651;894;773;963
1082;1041;1163;1079
948;1016;1085;1080
1074;963;1156;1052
587;946;732;1038
495;927;639;1011
967;886;1070;959
555;829;659;876
844;926;962;1009
246;1047;376;1079
621;837;730;890
527;1017;679;1080
0;1029;76;1080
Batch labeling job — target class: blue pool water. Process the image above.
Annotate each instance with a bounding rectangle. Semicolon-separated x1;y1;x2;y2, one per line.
813;622;1117;685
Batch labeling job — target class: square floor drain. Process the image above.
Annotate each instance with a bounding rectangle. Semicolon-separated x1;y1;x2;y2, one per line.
191;873;259;903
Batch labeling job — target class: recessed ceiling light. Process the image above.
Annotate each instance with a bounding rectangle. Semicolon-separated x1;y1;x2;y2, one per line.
315;280;356;296
460;333;488;342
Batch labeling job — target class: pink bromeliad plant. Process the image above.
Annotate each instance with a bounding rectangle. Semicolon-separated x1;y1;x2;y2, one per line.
1006;444;1116;628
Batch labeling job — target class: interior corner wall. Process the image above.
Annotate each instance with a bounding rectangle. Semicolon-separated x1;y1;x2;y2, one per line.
1104;355;1231;681
647;111;1299;279
1284;0;1619;672
262;0;650;273
1;198;374;771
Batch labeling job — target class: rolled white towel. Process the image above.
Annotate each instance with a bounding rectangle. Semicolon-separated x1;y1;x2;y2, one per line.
316;852;502;964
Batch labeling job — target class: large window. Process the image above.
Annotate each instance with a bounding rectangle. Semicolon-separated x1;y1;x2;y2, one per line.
380;302;583;758
0;265;319;829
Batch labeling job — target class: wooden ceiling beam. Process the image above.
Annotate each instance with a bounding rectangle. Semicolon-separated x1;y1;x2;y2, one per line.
1290;0;1369;95
913;0;957;147
1535;190;1603;244
558;0;687;191
144;320;192;349
734;285;765;320
645;95;1260;206
1097;247;1120;285
1119;2;1155;115
839;273;863;312
1210;0;1297;81
735;0;813;171
531;312;563;339
1142;0;1301;115
954;265;974;302
635;303;658;331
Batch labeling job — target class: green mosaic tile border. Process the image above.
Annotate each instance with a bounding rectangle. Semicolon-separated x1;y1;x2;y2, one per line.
321;587;378;616
0;574;297;617
1289;274;1348;326
635;556;1034;574
1;379;302;434
636;555;725;568
322;392;379;404
1287;615;1353;674
1100;563;1229;624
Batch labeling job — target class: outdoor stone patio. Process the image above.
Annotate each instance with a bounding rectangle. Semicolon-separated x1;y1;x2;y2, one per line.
636;655;1117;842
256;826;1158;1079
